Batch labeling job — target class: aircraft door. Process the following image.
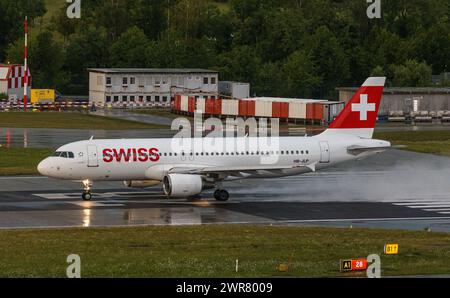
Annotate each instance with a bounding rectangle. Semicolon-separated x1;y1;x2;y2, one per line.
319;141;330;163
87;145;99;167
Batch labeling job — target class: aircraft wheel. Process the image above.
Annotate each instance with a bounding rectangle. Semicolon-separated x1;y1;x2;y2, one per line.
214;189;229;201
82;192;92;201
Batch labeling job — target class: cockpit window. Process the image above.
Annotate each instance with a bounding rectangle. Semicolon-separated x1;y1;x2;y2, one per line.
52;151;75;158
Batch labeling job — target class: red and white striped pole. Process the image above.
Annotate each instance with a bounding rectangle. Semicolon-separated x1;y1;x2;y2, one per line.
23;16;28;111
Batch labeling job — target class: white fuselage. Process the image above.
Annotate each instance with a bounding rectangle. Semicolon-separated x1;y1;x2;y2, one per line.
37;132;390;182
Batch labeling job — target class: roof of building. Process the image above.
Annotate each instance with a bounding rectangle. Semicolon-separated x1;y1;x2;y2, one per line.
336;87;450;94
88;68;219;74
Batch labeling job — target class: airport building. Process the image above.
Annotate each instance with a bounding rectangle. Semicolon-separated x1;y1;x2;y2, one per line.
337;87;450;121
88;68;219;107
0;64;31;101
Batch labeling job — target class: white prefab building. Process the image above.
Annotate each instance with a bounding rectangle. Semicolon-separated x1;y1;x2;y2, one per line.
0;64;32;101
88;68;219;107
219;81;250;99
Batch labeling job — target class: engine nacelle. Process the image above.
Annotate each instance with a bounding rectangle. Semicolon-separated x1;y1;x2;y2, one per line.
163;174;203;197
123;180;160;188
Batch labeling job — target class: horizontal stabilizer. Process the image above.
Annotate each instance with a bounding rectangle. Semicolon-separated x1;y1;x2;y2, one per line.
347;145;391;156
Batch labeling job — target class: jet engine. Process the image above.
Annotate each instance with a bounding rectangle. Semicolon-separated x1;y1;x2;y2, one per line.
163;174;203;197
123;180;160;188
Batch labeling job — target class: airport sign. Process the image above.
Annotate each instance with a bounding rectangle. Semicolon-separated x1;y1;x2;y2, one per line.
384;244;399;255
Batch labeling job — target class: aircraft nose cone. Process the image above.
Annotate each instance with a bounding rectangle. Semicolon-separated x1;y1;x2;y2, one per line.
37;159;49;176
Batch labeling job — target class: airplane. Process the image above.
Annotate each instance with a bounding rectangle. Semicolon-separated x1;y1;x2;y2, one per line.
37;77;390;201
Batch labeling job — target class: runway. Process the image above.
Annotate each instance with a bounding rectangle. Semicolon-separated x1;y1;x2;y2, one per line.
1;149;450;231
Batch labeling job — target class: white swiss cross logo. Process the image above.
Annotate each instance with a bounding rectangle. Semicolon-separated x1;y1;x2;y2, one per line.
351;94;375;121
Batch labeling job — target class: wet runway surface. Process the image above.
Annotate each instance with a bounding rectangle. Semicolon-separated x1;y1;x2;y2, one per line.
0;127;174;148
1;150;450;231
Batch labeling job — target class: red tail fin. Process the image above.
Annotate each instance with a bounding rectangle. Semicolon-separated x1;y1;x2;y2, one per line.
327;77;386;138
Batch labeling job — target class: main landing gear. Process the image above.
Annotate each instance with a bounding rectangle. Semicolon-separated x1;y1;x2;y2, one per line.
82;179;93;201
213;189;229;201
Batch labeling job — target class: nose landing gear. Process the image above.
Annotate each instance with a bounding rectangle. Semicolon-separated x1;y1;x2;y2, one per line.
82;180;93;201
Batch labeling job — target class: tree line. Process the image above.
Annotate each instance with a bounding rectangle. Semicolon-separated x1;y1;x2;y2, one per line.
1;0;449;98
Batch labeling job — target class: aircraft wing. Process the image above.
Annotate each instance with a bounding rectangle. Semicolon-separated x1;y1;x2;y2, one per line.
168;163;316;177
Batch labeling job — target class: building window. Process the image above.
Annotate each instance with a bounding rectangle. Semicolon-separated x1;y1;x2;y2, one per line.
139;96;143;102
155;78;161;85
155;96;160;102
114;96;119;102
123;77;128;85
211;77;216;84
203;77;209;84
130;96;135;102
122;95;127;102
162;96;168;102
106;77;112;85
130;77;135;85
146;96;152;102
106;96;111;103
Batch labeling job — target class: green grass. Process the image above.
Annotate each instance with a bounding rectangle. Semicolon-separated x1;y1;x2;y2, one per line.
0;225;448;277
0;112;167;130
0;147;52;175
374;130;450;156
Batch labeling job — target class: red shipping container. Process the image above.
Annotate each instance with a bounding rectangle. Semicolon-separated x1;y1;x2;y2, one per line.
306;102;324;120
306;103;314;120
247;100;256;116
280;102;289;118
173;94;181;111
205;99;214;114
213;99;222;115
272;102;281;118
188;97;195;113
313;103;324;120
239;100;247;116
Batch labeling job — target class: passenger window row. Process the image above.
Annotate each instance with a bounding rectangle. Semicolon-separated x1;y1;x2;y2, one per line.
158;150;309;157
102;150;310;158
